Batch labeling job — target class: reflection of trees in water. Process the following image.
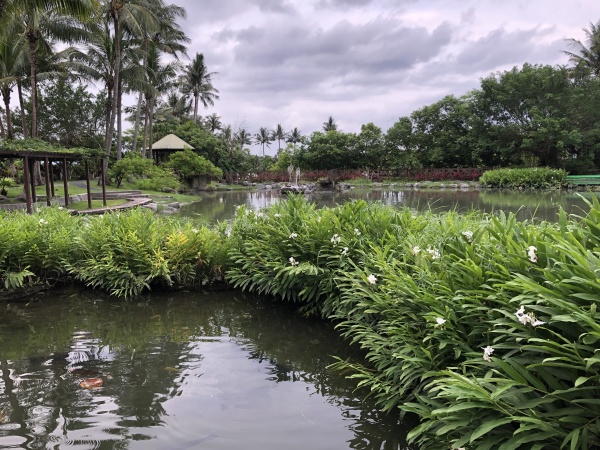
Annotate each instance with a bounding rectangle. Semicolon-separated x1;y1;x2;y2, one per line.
179;188;598;225
0;289;410;449
228;297;411;449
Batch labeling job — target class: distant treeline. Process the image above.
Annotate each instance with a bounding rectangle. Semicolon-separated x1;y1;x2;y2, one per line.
277;64;600;174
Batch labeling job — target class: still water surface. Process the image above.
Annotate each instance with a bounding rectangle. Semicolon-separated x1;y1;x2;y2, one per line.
179;188;598;223
0;289;409;449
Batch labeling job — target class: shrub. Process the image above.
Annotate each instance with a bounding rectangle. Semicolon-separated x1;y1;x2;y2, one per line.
167;147;223;180
480;167;566;188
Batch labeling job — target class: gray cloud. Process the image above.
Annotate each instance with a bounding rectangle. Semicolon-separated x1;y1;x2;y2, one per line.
153;0;597;155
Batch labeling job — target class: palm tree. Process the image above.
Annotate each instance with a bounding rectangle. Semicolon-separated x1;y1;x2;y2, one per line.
271;123;287;152
8;2;90;138
181;52;219;122
205;113;222;133
1;1;97;23
236;127;252;151
154;89;191;123
130;0;188;153
0;24;28;139
287;127;302;151
142;42;179;158
254;126;272;157
322;115;338;132
565;20;600;76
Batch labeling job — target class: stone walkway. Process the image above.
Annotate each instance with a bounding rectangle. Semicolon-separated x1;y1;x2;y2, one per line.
70;197;154;215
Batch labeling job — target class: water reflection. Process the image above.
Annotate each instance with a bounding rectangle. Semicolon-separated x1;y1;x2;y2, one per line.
0;289;410;449
179;188;599;223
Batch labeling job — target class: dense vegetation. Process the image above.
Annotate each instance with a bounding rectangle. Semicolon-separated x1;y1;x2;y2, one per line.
1;198;600;448
2;1;600;176
480;167;567;189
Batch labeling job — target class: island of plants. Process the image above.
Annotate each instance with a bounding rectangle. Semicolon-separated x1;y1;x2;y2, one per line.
0;193;598;449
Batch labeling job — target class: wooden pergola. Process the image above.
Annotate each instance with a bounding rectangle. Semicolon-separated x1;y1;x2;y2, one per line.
0;149;106;214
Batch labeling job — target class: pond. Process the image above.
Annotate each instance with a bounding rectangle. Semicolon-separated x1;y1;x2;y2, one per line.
178;187;599;223
0;288;410;449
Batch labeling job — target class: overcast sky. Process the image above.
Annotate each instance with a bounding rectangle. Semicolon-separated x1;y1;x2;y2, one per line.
171;0;596;155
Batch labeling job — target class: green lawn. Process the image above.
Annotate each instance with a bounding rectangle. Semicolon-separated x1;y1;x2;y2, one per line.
67;199;128;211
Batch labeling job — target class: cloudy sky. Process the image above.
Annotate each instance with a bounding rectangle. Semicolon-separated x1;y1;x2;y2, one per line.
170;0;596;155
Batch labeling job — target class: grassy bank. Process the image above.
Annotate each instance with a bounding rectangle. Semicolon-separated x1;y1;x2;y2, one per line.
1;197;599;448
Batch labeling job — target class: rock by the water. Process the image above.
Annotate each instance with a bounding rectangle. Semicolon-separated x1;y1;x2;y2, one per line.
281;185;305;194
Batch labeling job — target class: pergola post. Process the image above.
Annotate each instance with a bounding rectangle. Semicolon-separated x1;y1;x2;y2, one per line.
44;157;51;206
85;160;92;209
29;158;36;203
23;156;32;214
100;157;107;206
49;160;55;197
62;157;69;207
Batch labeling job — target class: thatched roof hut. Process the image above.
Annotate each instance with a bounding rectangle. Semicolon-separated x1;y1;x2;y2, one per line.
150;134;193;163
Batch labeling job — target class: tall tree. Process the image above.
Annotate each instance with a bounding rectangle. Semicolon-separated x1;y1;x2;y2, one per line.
9;1;91;138
142;41;179;158
236;127;252;151
286;127;302;151
0;24;28;139
565;20;600;76
254;126;272;157
205;113;222;133
271;123;287;152
322;115;338;132
130;0;188;153
181;52;219;122
102;0;158;164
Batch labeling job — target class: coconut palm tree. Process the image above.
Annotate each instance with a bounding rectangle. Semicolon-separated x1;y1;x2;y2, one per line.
154;89;191;123
8;2;90;138
0;24;28;139
286;127;302;151
181;52;219;122
236;127;252;151
271;123;288;152
322;115;338;132
1;0;96;23
254;126;272;157
565;20;600;76
142;42;180;158
130;0;188;153
205;113;222;133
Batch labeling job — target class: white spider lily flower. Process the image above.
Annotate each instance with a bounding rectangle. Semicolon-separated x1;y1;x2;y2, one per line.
331;234;341;244
412;246;421;255
289;232;298;239
289;257;299;266
483;346;494;362
435;317;446;325
462;230;473;241
427;247;440;259
38;218;48;225
367;274;377;285
515;305;545;327
341;247;349;255
527;245;537;263
354;228;361;236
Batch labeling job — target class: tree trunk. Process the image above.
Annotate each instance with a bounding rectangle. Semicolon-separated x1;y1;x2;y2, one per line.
132;37;148;153
2;88;12;139
17;81;28;139
28;38;38;139
193;93;198;122
148;95;155;160
141;93;150;157
104;9;121;180
0;107;5;139
116;75;123;160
